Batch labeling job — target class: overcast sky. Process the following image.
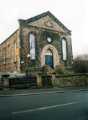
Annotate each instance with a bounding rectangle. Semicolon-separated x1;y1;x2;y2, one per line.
0;0;87;57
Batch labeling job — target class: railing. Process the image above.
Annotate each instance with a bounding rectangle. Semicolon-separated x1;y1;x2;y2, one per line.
9;75;37;89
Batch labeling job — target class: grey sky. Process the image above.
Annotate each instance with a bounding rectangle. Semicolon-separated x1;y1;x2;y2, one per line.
0;0;87;57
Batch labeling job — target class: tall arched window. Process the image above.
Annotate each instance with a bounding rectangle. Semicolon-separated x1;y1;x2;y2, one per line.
62;38;67;61
29;33;35;60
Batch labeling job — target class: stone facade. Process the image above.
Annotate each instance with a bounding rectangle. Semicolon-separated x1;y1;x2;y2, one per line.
0;30;20;72
0;11;73;73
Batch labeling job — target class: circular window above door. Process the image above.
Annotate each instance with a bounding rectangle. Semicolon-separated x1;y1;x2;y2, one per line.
47;37;52;43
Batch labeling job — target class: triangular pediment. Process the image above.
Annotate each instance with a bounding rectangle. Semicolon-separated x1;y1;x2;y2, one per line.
29;15;65;33
23;11;71;34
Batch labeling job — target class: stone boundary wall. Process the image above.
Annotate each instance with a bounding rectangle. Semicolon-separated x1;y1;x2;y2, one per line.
0;73;88;89
52;74;88;87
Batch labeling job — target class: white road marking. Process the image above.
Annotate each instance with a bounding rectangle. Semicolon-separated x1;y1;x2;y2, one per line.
1;89;88;97
0;91;64;97
12;101;78;115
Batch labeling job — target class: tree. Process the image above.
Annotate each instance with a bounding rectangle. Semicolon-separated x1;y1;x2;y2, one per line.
72;56;88;73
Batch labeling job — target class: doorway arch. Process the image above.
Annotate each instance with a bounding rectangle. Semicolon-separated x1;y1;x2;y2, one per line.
41;44;60;67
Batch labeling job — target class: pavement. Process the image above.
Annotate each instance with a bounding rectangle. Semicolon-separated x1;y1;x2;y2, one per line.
0;88;88;120
0;87;88;96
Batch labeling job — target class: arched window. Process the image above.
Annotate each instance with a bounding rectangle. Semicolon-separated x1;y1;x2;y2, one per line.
62;38;67;60
29;33;35;60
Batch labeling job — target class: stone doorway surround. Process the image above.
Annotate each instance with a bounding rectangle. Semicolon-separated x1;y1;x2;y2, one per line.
40;44;60;67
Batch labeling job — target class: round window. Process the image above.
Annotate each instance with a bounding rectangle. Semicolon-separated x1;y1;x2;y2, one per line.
47;37;52;43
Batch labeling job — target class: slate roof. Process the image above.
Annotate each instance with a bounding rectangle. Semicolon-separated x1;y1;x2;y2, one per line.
0;29;19;45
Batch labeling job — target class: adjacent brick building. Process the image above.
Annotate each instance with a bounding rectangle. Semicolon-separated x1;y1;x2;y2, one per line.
0;11;73;73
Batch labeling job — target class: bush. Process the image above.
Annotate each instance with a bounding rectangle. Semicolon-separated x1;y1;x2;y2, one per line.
55;64;65;74
72;59;88;73
42;65;54;75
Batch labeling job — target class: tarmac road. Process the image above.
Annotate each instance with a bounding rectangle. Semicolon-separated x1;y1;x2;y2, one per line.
0;89;88;120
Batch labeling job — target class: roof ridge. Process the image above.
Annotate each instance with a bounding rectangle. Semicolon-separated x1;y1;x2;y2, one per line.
26;11;50;23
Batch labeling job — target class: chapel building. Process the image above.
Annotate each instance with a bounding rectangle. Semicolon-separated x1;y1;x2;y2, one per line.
0;11;73;73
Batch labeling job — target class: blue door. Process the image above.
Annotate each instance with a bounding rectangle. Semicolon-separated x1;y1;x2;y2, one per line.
45;55;53;68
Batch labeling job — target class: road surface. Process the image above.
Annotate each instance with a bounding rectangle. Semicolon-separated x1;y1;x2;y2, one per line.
0;89;88;120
